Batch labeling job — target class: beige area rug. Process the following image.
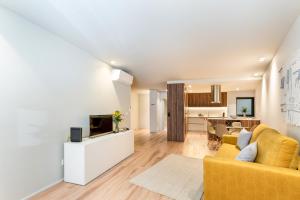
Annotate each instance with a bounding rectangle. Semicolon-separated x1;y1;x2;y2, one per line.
130;154;203;200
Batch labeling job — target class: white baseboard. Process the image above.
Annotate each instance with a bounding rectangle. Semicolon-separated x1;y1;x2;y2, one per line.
21;179;63;200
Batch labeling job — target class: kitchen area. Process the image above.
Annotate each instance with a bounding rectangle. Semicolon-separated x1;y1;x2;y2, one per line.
167;81;261;142
187;107;227;132
186;85;260;133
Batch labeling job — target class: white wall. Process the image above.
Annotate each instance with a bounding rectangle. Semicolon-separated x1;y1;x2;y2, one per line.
255;84;262;119
133;90;165;131
149;90;166;132
130;89;139;130
260;16;300;142
0;7;131;200
138;93;150;129
149;90;158;132
158;91;167;131
227;90;257;117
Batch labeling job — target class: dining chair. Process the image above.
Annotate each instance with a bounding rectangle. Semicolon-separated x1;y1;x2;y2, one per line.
207;121;216;140
216;124;229;138
232;122;242;127
229;121;242;135
207;122;220;150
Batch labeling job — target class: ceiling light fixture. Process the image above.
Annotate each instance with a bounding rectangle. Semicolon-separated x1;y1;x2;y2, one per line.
110;60;117;65
259;57;266;62
253;72;261;77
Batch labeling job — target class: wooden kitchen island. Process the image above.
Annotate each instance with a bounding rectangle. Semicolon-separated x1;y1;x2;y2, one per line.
207;117;260;130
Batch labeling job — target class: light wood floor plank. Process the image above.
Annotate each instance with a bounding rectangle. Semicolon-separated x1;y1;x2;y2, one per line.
31;130;214;200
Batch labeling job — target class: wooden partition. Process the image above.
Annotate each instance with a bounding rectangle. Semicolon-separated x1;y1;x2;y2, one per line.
167;83;186;142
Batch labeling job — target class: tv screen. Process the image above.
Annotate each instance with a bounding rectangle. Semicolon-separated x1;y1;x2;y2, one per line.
89;115;113;137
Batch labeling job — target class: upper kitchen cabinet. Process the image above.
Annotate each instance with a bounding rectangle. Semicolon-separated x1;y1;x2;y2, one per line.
187;92;227;107
188;93;209;107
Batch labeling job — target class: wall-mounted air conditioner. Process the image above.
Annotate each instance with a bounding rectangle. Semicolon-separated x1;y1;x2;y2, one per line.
111;69;133;85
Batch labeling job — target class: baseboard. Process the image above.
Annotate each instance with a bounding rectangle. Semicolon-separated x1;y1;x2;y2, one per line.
21;179;63;200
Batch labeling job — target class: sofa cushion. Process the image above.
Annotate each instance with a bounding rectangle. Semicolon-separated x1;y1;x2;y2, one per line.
222;135;238;145
216;143;240;159
237;129;252;150
250;123;271;143
236;142;257;162
255;129;299;168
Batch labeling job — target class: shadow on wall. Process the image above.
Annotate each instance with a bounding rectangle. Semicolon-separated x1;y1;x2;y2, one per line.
17;109;48;147
287;125;300;146
113;81;131;128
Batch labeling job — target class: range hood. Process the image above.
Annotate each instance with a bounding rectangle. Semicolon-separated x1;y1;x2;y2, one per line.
211;85;221;103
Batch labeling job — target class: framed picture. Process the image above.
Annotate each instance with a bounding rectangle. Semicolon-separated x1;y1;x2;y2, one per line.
236;97;255;117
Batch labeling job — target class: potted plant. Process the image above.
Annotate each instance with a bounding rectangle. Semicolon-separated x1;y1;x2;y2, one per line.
241;106;247;117
113;110;122;133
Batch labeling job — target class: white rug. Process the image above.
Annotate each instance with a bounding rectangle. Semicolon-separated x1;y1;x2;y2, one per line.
130;154;203;200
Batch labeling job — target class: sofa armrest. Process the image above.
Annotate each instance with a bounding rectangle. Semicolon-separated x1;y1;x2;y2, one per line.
222;135;238;145
203;156;300;200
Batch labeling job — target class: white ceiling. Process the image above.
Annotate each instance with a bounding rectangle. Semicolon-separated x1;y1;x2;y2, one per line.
1;0;300;90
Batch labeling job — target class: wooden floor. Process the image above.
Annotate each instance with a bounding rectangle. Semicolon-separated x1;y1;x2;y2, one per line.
31;130;215;200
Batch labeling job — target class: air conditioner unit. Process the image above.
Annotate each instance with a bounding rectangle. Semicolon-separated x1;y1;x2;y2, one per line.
111;69;133;85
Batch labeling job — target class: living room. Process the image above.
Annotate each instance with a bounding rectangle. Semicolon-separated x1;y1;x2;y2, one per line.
1;1;300;200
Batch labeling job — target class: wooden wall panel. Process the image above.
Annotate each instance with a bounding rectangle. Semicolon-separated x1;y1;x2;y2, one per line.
167;83;185;142
167;84;176;141
176;84;184;141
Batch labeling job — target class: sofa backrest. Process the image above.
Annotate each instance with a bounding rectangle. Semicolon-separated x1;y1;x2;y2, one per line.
250;123;271;143
293;155;300;170
255;128;299;168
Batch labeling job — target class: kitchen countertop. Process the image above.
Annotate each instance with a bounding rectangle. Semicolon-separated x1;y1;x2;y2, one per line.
187;114;222;117
187;116;260;120
207;117;260;120
187;116;210;118
187;115;224;118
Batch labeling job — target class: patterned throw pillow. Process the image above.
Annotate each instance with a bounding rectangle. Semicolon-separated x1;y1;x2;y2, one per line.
236;142;258;162
237;128;252;150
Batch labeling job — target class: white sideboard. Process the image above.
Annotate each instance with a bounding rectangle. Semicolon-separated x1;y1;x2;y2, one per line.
64;130;134;185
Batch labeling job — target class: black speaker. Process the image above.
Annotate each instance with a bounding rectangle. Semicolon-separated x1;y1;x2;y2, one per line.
70;127;82;142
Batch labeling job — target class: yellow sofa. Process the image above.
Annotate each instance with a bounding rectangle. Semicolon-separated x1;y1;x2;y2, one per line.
203;124;300;200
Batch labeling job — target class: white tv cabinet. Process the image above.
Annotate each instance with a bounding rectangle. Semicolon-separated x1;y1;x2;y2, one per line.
64;130;134;185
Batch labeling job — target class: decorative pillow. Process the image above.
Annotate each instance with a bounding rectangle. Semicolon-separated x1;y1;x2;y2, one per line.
237;129;252;150
236;142;258;162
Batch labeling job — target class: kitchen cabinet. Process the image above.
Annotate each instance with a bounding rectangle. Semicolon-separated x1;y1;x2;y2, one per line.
187;92;227;107
187;117;207;132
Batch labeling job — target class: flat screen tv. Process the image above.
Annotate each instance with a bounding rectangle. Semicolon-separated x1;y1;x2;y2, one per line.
89;115;113;137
